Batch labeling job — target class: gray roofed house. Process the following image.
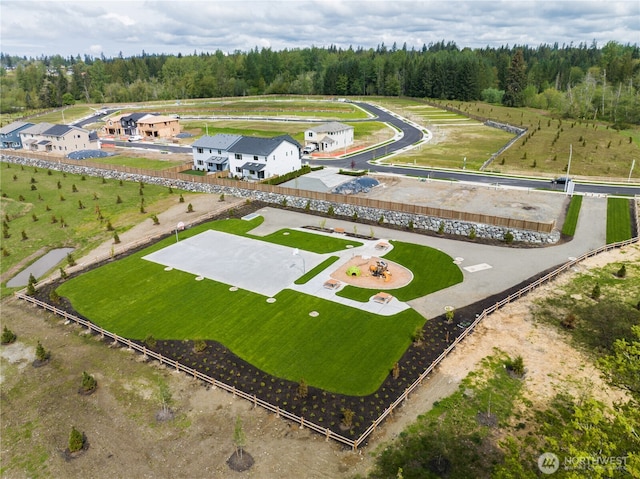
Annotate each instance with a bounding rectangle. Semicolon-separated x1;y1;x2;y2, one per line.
0;121;34;149
191;133;301;179
228;135;300;156
304;121;354;153
19;122;99;153
192;134;242;150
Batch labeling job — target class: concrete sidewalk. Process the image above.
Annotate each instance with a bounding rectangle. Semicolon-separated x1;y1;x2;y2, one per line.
249;196;608;319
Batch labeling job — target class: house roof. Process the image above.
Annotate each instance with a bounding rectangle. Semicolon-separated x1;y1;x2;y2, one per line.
240;162;266;171
308;122;353;134
137;114;177;125
43;124;73;136
37;140;52;145
228;135;300;156
206;156;228;165
0;121;34;135
192;134;242;150
20;122;55;135
121;112;148;123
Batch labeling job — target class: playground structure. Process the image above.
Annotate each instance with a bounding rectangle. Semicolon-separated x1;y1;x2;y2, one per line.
369;260;392;282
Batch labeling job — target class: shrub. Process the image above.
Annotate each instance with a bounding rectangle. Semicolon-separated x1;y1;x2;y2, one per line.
412;326;424;344
179;194;185;203
327;205;335;216
116;195;122;204
591;283;601;300
297;378;308;399
1;326;17;344
219;193;225;202
21;230;28;241
561;313;578;329
341;408;355;429
193;339;207;353
67;253;76;266
616;264;627;278
468;228;476;240
68;426;84;453
187;203;194;213
59;267;68;279
438;221;445;234
392;362;400;380
144;335;157;348
71;184;78;193
505;355;525;377
113;232;120;244
81;372;97;392
49;289;61;304
106;221;114;231
378;215;384;225
504;231;514;244
151;214;160;225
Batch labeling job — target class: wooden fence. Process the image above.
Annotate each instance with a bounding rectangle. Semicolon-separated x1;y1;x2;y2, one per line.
4;151;555;233
15;235;638;451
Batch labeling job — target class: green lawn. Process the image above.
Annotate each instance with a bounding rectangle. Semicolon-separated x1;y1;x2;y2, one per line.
606;197;632;244
0;164;192;284
56;219;431;396
86;155;187;171
337;240;463;302
561;195;583;236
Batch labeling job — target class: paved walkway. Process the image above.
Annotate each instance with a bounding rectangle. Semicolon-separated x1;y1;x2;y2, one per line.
249;195;607;319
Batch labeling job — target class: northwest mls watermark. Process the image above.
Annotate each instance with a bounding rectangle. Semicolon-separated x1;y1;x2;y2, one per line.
538;452;629;475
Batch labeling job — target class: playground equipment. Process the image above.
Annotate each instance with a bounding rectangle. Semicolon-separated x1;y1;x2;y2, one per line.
369;260;392;282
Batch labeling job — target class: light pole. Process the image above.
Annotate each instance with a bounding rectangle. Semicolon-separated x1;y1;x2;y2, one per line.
629;159;635;183
293;248;305;274
564;144;572;194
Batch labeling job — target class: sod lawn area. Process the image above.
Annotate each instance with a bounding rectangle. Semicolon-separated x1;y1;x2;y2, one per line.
56;218;461;396
606;197;633;244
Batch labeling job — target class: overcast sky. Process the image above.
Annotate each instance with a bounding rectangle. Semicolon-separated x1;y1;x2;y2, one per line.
1;1;638;59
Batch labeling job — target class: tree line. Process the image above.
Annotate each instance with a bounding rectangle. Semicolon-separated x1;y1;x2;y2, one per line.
1;40;638;125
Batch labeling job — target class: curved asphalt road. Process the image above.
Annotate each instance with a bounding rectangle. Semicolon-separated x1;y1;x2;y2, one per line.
93;102;640;197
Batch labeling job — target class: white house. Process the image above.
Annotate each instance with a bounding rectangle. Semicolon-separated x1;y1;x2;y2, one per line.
192;134;241;172
304;121;354;153
228;135;301;180
191;134;301;180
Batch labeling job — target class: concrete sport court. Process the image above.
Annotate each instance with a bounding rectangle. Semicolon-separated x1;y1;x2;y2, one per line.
142;229;326;298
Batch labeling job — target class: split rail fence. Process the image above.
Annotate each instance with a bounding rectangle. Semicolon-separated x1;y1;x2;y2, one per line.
15;236;638;450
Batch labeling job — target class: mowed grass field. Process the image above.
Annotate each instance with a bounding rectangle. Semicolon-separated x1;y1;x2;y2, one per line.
56;217;461;396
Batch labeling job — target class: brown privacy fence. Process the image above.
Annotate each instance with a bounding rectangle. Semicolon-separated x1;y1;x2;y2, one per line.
9;150;555;233
15;236;638;450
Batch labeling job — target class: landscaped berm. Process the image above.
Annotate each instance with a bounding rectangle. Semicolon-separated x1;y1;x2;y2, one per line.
331;255;413;289
50;208;464;439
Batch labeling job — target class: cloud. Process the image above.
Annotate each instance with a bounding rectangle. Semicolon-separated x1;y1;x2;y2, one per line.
0;0;637;58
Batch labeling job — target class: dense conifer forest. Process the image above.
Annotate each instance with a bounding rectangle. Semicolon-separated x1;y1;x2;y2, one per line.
1;40;638;125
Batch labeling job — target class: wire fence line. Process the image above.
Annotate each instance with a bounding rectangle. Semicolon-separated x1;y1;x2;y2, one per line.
15;235;638;450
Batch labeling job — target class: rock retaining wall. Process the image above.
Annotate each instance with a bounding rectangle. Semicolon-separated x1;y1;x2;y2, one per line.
1;154;560;244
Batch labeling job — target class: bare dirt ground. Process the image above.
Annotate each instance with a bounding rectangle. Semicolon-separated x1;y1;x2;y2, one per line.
1;183;635;479
363;174;567;225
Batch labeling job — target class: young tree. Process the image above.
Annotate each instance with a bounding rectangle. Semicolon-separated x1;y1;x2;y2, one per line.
297;378;308;399
233;416;247;459
68;426;85;453
35;341;50;362
81;371;97;393
1;326;17;344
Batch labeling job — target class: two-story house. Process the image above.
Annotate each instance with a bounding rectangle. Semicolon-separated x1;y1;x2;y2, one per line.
192;134;242;172
136;114;181;139
228;135;301;180
304;122;354;153
191;134;301;180
0;121;34;149
20;123;99;153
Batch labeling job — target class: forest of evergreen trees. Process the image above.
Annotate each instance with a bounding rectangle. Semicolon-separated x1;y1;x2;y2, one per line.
1;40;638;125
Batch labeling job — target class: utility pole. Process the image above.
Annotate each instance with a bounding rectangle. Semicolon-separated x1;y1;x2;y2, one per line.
565;144;572;194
